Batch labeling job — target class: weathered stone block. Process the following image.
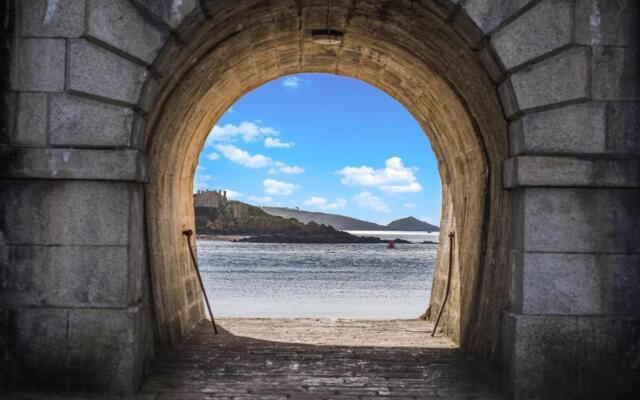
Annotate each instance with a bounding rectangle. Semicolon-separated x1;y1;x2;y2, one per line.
14;92;48;145
2;245;129;307
0;92;17;144
509;102;606;155
606;102;640;154
513;252;640;315
0;181;131;246
0;308;69;391
1;307;148;394
173;5;209;42
509;100;640;156
503;156;640;188
131;114;147;150
492;0;572;70
515;188;640;253
127;184;146;305
500;48;589;117
477;44;504;82
87;0;168;65
575;0;639;47
0;147;143;181
67;39;148;105
592;47;639;101
138;75;160;113
49;93;134;147
20;0;85;38
508;314;640;399
509;314;578;399
68;308;142;394
11;38;65;92
575;317;640;399
497;80;519;119
452;8;484;48
131;0;199;29
463;0;534;34
151;35;181;79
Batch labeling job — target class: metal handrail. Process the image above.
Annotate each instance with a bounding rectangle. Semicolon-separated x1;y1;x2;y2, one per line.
182;229;218;334
431;232;455;337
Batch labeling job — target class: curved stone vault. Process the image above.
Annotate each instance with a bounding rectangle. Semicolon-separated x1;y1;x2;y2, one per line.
1;0;639;398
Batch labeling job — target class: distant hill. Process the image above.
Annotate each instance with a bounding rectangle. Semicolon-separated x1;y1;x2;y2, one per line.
261;207;439;232
193;191;412;243
387;216;439;232
261;207;387;230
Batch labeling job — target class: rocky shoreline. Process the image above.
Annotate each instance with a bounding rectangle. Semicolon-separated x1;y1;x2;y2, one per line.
197;233;437;244
236;234;414;244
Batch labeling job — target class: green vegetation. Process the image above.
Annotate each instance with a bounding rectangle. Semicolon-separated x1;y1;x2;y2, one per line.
194;200;411;243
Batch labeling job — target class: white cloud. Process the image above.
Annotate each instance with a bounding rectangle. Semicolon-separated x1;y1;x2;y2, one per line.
265;137;294;148
304;197;347;210
353;192;390;213
269;161;304;174
214;144;272;168
197;174;215;181
381;182;423;193
193;174;217;192
207;152;220;161
263;179;299;196
279;165;304;174
304;197;326;207
283;76;301;89
248;195;274;204
337;157;422;194
206;121;279;144
223;189;243;199
214;144;304;173
403;203;417;209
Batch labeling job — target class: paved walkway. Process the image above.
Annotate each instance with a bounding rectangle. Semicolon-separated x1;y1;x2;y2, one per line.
2;319;503;399
143;318;503;399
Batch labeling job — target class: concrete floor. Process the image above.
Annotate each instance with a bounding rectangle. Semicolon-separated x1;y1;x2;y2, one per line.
1;319;504;399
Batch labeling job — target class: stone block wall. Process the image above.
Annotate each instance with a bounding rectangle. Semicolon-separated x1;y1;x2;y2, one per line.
469;0;640;397
0;0;162;394
0;0;638;398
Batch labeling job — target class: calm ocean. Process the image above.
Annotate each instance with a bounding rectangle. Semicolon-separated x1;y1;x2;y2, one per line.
197;231;439;319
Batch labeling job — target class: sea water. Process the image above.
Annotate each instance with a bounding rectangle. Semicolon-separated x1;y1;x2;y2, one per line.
345;230;439;243
197;232;439;319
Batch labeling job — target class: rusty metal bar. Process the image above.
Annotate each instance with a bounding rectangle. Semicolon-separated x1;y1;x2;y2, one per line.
182;229;218;335
431;232;455;337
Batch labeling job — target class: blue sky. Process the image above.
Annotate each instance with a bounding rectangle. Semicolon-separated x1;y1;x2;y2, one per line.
195;73;442;225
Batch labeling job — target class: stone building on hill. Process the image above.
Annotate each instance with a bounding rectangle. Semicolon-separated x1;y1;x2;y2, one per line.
194;190;228;208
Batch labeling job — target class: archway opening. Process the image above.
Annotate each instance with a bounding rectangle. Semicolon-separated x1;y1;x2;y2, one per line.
192;72;442;320
143;0;509;372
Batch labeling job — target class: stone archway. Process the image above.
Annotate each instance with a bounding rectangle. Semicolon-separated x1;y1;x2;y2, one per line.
1;1;638;398
144;0;509;364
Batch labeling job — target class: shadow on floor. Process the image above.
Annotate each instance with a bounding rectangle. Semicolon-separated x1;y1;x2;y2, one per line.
0;319;503;399
142;319;504;399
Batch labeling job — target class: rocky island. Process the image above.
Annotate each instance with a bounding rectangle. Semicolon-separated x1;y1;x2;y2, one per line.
194;190;419;244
